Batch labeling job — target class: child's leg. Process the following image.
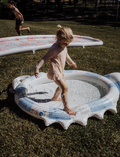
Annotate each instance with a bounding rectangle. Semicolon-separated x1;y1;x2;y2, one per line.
15;25;21;36
20;26;30;33
52;86;62;101
15;25;30;36
54;78;76;115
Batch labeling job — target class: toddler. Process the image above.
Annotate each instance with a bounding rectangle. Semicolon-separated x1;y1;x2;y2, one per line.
35;25;77;115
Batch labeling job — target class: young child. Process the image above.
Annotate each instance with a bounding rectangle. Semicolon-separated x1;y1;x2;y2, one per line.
8;0;30;36
35;25;77;115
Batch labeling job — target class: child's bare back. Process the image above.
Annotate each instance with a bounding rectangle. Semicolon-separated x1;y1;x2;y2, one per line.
12;7;23;20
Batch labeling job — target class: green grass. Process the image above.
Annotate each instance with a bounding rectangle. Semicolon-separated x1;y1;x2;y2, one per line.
0;19;120;157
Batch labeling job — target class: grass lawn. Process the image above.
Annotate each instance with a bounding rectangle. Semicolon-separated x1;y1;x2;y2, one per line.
0;19;120;157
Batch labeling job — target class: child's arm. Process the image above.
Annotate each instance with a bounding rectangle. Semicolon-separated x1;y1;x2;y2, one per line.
35;47;55;78
66;52;77;68
35;59;46;78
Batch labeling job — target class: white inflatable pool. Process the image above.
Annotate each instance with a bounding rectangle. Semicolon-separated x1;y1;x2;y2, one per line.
12;70;120;130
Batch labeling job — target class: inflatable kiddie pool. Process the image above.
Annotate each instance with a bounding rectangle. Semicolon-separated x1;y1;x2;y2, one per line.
12;70;120;130
2;34;119;129
0;35;103;56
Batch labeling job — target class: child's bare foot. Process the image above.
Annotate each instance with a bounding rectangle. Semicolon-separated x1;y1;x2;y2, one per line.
28;27;30;33
52;97;62;101
64;108;76;115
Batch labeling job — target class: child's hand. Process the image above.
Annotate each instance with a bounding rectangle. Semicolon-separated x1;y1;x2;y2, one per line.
72;63;77;68
35;72;39;78
21;21;24;24
35;68;39;78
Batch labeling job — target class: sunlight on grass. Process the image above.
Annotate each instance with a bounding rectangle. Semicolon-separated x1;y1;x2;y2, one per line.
0;19;120;157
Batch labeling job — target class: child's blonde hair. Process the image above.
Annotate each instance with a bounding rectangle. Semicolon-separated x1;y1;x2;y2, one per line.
56;25;74;42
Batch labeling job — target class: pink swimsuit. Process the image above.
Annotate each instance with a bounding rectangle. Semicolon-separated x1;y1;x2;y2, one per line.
36;43;75;81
